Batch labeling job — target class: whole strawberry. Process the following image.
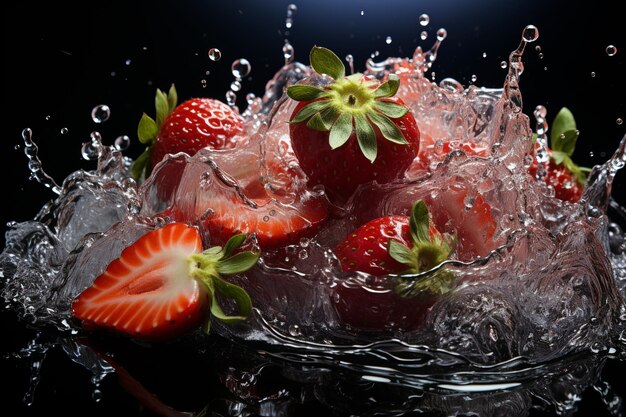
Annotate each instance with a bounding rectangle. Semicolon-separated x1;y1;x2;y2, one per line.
287;47;420;200
132;85;244;180
529;107;590;202
333;200;455;330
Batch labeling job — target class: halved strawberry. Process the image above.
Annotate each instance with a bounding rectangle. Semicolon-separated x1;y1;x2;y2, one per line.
528;107;590;202
72;223;259;341
333;200;456;330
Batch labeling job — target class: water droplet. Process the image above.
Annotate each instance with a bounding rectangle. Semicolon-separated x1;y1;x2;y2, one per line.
345;54;354;74
230;80;242;92
91;105;111;123
538;52;544;59
385;36;392;45
482;52;487;58
201;79;207;88
298;249;308;260
114;135;130;151
245;93;256;104
226;90;237;107
535;45;541;52
591;71;596;78
471;74;478;83
60;127;68;135
14;144;21;150
419;13;430;27
288;324;302;337
420;30;428;40
45;115;51;121
125;59;131;66
287;4;297;13
534;105;547;118
606;45;617;56
282;40;294;64
436;28;447;41
500;61;508;69
208;48;221;61
92;389;103;402
522;25;539;42
285;17;293;29
231;58;251;79
360;10;364;16
205;70;211;75
617;118;623;126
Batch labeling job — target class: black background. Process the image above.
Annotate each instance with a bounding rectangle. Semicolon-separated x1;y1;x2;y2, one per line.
1;0;625;416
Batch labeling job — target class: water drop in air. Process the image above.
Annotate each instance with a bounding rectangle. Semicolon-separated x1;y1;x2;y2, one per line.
208;48;222;61
345;54;354;74
231;58;251;78
617;118;623;126
125;59;131;66
385;36;392;45
591;71;596;78
114;135;130;151
436;28;447;41
282;40;294;64
482;52;487;58
60;127;68;135
360;10;364;16
230;80;242;92
420;31;428;40
522;25;539;42
606;45;617;56
500;61;508;69
45;115;51;121
471;74;478;83
419;14;429;27
91;105;110;124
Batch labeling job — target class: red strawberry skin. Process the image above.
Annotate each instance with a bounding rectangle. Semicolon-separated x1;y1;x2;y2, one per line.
528;148;583;202
151;98;244;167
289;97;420;199
333;215;446;331
72;223;207;341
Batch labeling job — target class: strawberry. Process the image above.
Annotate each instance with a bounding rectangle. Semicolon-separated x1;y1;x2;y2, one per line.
72;223;259;341
528;107;590;202
333;200;455;330
131;85;244;181
197;161;329;249
410;132;490;174
287;47;420;201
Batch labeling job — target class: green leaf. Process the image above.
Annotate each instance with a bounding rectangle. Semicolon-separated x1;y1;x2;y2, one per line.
551;150;567;165
354;113;377;162
203;246;223;257
210;275;252;323
130;147;152;181
410;200;430;244
552;129;578;157
202;316;211;335
374;100;408;119
291;100;330;124
319;106;339;128
306;112;330;131
217;251;260;275
167;84;178;116
531;133;538;144
329;112;353;149
137;113;158;145
310;46;345;80
550;107;576;148
155;89;169;127
373;74;400;98
222;234;246;258
388;240;416;267
367;112;409;145
395;269;456;298
287;85;327;101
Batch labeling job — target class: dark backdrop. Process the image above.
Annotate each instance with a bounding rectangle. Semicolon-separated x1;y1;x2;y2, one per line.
1;1;625;416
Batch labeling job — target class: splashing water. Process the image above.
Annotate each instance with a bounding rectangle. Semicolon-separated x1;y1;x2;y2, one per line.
2;19;626;416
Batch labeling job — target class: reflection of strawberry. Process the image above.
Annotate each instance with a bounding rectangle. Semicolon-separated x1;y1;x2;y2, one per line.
333;200;455;330
287;47;420;200
132;85;244;181
72;223;258;341
528;108;589;203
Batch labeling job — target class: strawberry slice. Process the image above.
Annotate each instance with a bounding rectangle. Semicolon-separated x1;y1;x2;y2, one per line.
72;223;259;341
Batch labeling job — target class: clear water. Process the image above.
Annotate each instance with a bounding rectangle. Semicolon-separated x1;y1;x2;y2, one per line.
2;21;626;416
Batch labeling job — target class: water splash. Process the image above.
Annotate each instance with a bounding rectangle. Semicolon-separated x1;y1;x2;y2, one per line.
21;128;62;195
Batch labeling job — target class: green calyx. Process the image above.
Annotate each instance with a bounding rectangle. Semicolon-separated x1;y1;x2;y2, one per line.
547;107;591;185
131;84;178;181
186;233;260;335
287;46;410;163
388;200;457;298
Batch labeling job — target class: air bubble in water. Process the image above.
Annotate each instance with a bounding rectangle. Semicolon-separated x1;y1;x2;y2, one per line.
91;105;110;124
231;58;251;78
288;324;302;337
60;127;68;135
114;135;130;151
436;28;447;41
617;118;623;126
208;48;222;61
606;45;617;56
419;13;429;26
522;25;539;42
420;31;428;40
385;36;392;44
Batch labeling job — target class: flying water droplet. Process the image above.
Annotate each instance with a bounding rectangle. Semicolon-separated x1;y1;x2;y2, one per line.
617;118;623;126
345;54;354;74
91;105;110;124
114;135;130;151
60;127;68;135
230;80;242;92
470;74;478;83
201;79;207;88
125;59;131;66
436;28;447;41
419;13;429;27
245;93;256;104
282;40;294;64
231;58;251;78
606;45;617;56
591;71;596;78
360;10;364;16
208;48;221;61
226;90;237;107
482;52;487;58
522;25;539;42
385;36;392;44
45;115;51;121
500;61;508;69
420;30;428;40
